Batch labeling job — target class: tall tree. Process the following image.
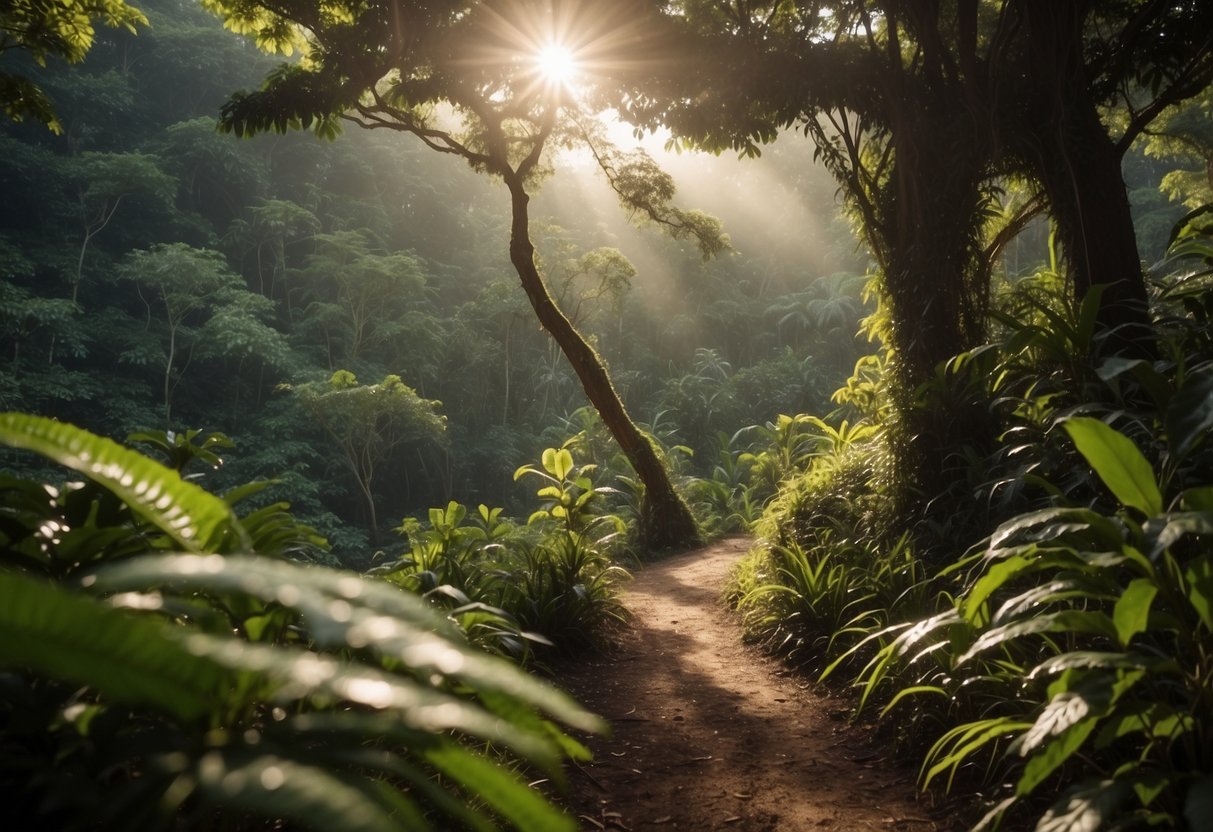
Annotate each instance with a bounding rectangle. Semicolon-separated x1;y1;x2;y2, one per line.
206;0;716;548
294;230;439;375
993;1;1213;348
118;242;287;422
295;370;446;545
622;1;1213;356
1141;86;1213;210
609;0;1213;496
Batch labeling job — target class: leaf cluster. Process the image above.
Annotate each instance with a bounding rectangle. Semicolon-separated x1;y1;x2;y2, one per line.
0;412;601;831
734;216;1213;830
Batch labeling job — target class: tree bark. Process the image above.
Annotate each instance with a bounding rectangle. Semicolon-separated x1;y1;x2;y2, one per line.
881;97;987;389
504;176;700;550
1013;2;1155;356
876;89;996;505
1032;102;1154;353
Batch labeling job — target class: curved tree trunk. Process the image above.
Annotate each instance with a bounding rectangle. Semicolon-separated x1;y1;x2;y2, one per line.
504;175;700;550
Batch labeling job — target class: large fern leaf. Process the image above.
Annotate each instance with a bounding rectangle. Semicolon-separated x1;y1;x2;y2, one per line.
0;413;246;552
0;570;233;720
90;555;605;736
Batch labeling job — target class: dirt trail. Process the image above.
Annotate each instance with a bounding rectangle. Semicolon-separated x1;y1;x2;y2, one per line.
558;537;947;832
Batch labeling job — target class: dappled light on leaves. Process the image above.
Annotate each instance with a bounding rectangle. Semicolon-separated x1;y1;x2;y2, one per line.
4;1;1213;829
0;414;607;829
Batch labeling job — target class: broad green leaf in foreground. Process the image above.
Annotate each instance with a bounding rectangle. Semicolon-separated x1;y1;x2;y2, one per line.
0;413;244;551
90;555;606;735
1063;418;1163;516
0;570;232;720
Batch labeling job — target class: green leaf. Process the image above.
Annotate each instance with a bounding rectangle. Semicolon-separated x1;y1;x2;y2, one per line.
879;685;947;717
1097;357;1172;409
1036;779;1129;832
90;556;606;736
423;740;576;832
193;751;413;832
286;712;571;828
1127;769;1169;807
177;634;555;756
1014;692;1094;758
1113;578;1158;647
1017;716;1101;795
1165;370;1213;459
922;717;1032;791
962;554;1032;622
1104;704;1192;746
1185;554;1213;631
1017;668;1144;795
958;611;1117;664
1063;417;1162;516
971;796;1019;832
987;507;1120;551
0;570;230;720
1184;774;1213;830
0;413;244;552
1181;486;1213;511
1027;651;1151;680
544;448;574;481
1149;512;1213;557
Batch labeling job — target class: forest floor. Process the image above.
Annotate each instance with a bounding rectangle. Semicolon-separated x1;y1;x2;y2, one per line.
555;536;954;832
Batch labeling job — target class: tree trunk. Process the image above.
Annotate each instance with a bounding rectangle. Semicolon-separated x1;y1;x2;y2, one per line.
504;177;700;550
1016;2;1154;357
866;76;997;506
164;323;176;425
1033;103;1154;353
882;103;987;389
355;457;379;547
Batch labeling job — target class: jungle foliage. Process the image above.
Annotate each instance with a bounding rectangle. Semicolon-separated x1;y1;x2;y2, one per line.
732;210;1213;830
0;0;866;562
5;1;1213;830
0;413;604;831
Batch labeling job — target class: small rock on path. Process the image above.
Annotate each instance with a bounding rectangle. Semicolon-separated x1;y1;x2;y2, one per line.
558;537;947;831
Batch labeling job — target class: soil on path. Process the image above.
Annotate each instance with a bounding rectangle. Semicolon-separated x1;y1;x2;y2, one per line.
558;537;949;832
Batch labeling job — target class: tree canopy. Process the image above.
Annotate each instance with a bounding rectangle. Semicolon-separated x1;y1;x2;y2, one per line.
1;0;147;130
603;0;1213;495
205;0;734;548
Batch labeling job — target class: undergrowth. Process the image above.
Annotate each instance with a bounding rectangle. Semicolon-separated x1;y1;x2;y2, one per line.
727;209;1213;830
0;414;603;831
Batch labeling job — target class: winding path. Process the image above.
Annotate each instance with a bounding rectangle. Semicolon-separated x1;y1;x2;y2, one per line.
558;537;948;831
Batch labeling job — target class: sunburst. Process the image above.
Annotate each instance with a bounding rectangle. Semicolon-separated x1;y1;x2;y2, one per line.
451;0;666;105
535;43;578;86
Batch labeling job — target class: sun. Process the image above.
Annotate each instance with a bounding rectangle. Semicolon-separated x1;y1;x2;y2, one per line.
535;43;578;85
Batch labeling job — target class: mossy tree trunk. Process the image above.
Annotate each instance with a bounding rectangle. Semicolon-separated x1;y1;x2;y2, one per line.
503;173;700;550
1009;2;1155;357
